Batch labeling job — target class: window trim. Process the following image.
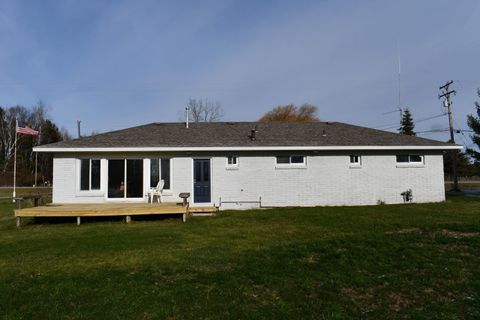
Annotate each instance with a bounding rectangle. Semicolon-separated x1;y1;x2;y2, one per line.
275;155;307;169
395;154;425;168
149;158;172;191
79;158;101;192
106;158;145;200
226;156;239;170
349;155;362;168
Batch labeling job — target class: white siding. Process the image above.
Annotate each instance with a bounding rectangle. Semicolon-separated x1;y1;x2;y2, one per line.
51;151;445;208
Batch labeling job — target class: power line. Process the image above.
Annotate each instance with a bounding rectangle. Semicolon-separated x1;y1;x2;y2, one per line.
375;113;447;130
416;128;449;134
453;118;472;147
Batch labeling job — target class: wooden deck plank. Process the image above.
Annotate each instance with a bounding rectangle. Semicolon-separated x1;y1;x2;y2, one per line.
15;203;189;217
189;207;219;213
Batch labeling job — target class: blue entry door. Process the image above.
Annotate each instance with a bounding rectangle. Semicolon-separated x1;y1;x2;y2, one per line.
193;159;211;203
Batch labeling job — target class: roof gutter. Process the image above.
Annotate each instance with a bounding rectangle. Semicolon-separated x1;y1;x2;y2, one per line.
33;145;463;153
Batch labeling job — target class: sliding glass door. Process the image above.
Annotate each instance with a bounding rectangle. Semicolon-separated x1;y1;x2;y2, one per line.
108;159;144;199
108;160;125;198
126;160;143;197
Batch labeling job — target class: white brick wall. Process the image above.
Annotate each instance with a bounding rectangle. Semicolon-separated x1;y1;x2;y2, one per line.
52;157;106;203
210;151;445;209
52;151;446;208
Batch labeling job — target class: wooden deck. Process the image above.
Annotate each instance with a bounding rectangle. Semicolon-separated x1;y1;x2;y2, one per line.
14;203;218;227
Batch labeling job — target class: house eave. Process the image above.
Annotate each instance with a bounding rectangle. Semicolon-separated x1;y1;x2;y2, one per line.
33;145;463;153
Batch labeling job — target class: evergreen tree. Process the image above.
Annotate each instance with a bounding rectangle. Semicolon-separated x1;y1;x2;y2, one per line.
399;108;416;135
466;89;480;162
38;120;63;182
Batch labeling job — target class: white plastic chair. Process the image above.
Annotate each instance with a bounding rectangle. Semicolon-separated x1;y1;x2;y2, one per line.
148;180;164;203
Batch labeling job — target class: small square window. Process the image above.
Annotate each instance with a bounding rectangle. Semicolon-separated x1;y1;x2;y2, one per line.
227;156;238;166
396;155;410;163
350;155;360;164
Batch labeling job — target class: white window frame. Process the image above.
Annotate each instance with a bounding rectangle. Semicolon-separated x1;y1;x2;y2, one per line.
275;155;307;169
106;158;146;201
150;158;172;191
396;154;425;168
349;155;362;168
226;156;239;169
79;158;101;191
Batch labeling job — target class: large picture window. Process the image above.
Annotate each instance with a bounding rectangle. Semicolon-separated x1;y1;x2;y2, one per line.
150;158;171;190
80;159;101;191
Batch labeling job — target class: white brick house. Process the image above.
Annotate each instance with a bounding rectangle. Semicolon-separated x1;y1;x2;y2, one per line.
34;122;461;209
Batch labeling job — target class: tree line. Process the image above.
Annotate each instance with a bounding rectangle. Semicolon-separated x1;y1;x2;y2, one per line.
0;102;70;186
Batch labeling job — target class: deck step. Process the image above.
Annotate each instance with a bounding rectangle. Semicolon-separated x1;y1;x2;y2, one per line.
191;212;217;217
188;206;218;214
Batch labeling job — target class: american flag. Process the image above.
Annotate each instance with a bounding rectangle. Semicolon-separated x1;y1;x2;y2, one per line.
16;125;39;136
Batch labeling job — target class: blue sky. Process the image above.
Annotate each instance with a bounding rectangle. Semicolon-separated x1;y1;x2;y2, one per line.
0;0;479;147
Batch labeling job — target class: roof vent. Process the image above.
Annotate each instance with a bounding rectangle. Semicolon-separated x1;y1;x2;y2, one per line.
249;126;258;141
322;129;326;137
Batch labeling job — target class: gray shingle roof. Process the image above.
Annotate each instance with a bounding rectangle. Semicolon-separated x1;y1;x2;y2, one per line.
35;121;457;149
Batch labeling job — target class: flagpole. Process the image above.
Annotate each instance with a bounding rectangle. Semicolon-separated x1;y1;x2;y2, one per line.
13;119;18;202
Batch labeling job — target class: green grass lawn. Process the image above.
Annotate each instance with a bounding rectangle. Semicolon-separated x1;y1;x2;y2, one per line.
0;196;479;319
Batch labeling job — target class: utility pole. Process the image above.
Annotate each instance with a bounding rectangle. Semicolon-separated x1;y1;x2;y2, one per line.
77;120;81;138
438;80;459;192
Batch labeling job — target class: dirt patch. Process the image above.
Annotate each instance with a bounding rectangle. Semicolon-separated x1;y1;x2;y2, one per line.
438;229;479;239
246;285;281;305
438;243;470;252
198;263;237;273
389;293;413;312
341;287;374;305
385;228;422;235
305;255;317;264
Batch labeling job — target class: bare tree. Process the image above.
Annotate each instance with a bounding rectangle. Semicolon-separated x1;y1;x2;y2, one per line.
60;127;72;141
0;102;64;183
258;103;320;122
184;99;224;122
0;105;29;173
